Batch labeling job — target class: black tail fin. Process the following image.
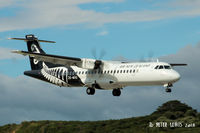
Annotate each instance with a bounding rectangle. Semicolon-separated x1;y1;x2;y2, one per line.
26;35;45;70
9;34;55;70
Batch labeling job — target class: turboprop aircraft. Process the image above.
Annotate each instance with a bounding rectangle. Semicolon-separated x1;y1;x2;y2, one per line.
10;35;187;96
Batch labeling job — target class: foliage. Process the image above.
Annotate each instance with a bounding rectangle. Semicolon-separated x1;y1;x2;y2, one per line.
153;100;193;115
0;100;199;133
185;109;197;117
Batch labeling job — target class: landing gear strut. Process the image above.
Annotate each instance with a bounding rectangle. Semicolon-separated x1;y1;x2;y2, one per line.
86;87;95;95
165;83;172;93
165;88;172;93
112;88;121;96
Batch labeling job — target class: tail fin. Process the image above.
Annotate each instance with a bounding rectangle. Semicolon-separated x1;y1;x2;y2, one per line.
9;34;55;70
26;35;45;70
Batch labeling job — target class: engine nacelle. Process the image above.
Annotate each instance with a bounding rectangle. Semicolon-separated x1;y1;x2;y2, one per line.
81;58;96;69
80;58;103;69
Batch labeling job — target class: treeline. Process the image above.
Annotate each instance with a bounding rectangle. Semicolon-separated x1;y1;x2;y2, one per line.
0;100;200;133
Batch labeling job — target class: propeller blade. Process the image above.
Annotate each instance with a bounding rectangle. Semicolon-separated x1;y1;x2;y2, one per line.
91;48;97;59
99;49;106;60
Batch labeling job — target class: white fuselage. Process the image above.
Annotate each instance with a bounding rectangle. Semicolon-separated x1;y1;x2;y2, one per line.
69;61;180;90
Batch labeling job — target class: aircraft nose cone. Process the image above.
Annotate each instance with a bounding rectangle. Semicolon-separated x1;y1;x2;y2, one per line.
172;71;180;81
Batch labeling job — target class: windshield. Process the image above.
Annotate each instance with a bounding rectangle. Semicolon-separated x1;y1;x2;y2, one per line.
164;65;171;69
154;65;171;69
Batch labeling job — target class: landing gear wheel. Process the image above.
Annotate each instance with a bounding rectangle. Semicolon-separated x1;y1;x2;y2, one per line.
86;87;95;95
112;89;121;96
166;88;172;93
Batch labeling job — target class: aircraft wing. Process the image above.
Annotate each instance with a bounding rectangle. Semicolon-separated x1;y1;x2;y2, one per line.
12;50;82;66
170;63;187;66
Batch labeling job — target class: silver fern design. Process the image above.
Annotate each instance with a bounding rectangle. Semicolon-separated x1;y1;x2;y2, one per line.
41;63;68;86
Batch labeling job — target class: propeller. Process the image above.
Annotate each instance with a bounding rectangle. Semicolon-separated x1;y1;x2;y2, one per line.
91;48;106;69
91;48;97;60
99;49;106;60
139;51;155;62
91;47;106;60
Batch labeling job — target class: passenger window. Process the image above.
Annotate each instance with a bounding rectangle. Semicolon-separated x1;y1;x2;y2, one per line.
159;66;164;69
114;70;116;73
127;70;129;73
123;70;125;73
120;70;122;73
111;70;113;73
107;71;110;74
130;70;132;73
117;70;119;73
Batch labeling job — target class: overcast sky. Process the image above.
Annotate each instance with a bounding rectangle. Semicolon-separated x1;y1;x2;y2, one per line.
0;0;200;125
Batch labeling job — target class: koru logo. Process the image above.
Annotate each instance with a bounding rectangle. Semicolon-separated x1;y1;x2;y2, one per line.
33;58;39;65
31;44;40;65
31;44;40;53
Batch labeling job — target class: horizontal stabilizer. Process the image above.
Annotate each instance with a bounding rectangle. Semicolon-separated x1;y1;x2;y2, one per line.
8;35;55;43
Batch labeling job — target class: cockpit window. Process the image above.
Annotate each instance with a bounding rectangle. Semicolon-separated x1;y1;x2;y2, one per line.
164;65;171;69
159;65;164;69
154;65;159;69
155;65;171;70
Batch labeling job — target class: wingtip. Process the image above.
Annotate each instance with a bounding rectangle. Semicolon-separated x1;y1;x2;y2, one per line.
11;50;20;53
170;63;188;66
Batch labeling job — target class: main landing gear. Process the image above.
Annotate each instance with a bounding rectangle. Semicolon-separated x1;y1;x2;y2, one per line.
86;87;122;96
86;87;95;95
112;88;121;96
165;83;173;93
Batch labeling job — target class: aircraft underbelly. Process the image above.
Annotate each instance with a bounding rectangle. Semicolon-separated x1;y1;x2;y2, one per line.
81;75;119;89
116;72;169;87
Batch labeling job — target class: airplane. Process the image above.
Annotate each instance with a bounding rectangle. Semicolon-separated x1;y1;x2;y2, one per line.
10;34;187;96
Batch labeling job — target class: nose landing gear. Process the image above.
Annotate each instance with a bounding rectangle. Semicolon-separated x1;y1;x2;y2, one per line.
165;88;172;93
164;83;173;93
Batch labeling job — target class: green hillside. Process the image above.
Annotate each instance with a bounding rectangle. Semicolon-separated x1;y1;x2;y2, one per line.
1;100;200;133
